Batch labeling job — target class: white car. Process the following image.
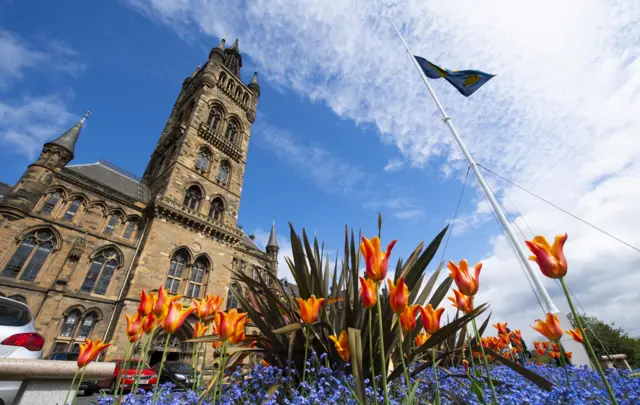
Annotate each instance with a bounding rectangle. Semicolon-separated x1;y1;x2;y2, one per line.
0;296;44;405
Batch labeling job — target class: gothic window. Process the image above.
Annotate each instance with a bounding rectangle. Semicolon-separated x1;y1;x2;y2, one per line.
195;148;211;173
55;309;101;353
183;186;202;210
104;213;121;235
227;81;235;93
186;257;208;298
59;309;81;337
208;197;224;222
41;191;61;215
62;198;83;221
242;94;249;104
81;249;119;295
225;287;239;310
1;229;55;281
76;312;96;339
225;120;239;144
207;107;222;130
165;251;187;294
219;72;227;85
123;218;138;240
216;160;230;185
235;88;241;98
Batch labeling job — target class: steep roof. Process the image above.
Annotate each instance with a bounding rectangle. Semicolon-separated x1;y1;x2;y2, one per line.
64;161;149;202
45;111;91;159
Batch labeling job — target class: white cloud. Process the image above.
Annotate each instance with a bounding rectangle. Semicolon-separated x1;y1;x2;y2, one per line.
126;0;640;339
384;158;404;172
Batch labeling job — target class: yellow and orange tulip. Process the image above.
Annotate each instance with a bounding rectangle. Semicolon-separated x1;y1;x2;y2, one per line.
525;234;568;279
193;321;208;339
419;304;445;335
415;331;429;347
193;297;212;320
531;312;563;341
565;351;572;360
138;290;155;317
448;289;474;314
399;304;420;332
162;301;195;334
329;330;351;362
447;259;482;296
296;295;325;325
494;322;509;335
566;327;584;343
214;309;248;341
126;313;142;340
77;338;111;368
359;277;377;309
388;277;408;314
462;359;469;373
549;351;561;359
141;313;156;334
207;295;223;314
360;236;397;282
229;314;248;344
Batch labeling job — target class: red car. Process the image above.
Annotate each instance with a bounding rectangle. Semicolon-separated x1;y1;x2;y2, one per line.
96;359;158;393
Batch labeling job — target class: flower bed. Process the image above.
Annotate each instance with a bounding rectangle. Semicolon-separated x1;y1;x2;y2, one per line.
96;362;639;405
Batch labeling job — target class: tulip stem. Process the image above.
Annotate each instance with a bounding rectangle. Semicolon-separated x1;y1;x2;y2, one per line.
375;287;391;405
133;329;154;393
301;324;310;386
212;341;228;404
556;341;571;389
368;311;379;405
466;330;480;383
70;366;87;405
431;348;440;405
151;334;172;402
63;368;79;405
396;322;411;389
472;318;499;405
191;342;198;391
200;339;209;389
559;278;618;405
114;341;134;401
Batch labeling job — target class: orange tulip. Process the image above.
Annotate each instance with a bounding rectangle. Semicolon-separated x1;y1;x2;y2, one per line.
214;309;248;341
359;277;377;309
419;304;445;335
388;277;408;314
447;259;482;296
193;321;208;339
207;295;223;314
494;322;509;335
229;314;248;344
512;329;522;342
212;340;222;349
566;327;584;343
531;312;563;341
549;351;561;359
448;289;474;314
152;286;181;319
260;359;270;367
296;295;325;325
499;333;511;346
193;297;212;320
141;313;156;334
126;313;142;340
138;290;155;317
399;305;420;332
162;301;195;334
329;331;350;362
360;236;397;282
462;359;469;373
77;338;111;368
525;234;568;279
551;343;560;352
565;351;572;360
415;331;429;347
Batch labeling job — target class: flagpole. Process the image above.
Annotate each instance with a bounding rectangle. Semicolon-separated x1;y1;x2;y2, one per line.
387;16;559;315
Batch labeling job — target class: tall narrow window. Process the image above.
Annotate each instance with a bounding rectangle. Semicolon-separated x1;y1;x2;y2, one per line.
165;251;187;294
60;310;81;337
1;229;54;281
208;198;224;222
227;81;234;92
218;72;227;85
242;94;249;104
207;107;222;130
104;213;121;234
123;219;138;240
183;186;202;210
76;312;95;339
81;249;119;295
41;192;61;215
216;161;230;185
186;258;208;298
63;198;83;221
225;120;238;144
225;288;239;310
195;149;211;173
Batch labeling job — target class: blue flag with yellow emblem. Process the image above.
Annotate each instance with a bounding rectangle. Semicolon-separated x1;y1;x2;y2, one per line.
414;56;494;97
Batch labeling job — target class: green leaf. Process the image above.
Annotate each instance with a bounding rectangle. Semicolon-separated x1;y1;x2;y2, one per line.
348;327;367;405
470;379;485;404
483;347;554;391
272;323;303;334
428;276;453;308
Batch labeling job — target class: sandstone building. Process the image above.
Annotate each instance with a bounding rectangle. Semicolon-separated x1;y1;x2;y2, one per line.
0;39;278;364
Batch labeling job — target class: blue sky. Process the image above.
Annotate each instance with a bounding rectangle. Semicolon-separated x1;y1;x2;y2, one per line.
2;0;639;341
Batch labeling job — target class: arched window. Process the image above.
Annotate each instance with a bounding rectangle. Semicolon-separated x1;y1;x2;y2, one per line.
41;191;61;215
60;309;81;337
165;251;187;294
76;312;96;339
208;198;224;222
104;213;121;235
123;218;138;240
195;148;211;173
207;107;222;130
216;161;230;185
186;257;208;298
225;287;239;311
235;88;241;98
227;81;235;92
242;93;249;104
81;249;119;295
63;198;83;221
183;186;202;210
225;120;238;144
219;72;227;85
1;229;55;281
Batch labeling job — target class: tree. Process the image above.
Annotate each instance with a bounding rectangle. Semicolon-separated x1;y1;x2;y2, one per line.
569;313;639;369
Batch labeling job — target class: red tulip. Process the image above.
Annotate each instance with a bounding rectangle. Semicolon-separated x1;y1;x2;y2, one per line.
388;277;408;314
525;234;568;279
360;236;397;282
419;304;445;335
447;259;482;296
359;277;377;309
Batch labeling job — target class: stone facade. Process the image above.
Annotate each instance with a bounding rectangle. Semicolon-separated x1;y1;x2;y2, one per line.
0;39;277;365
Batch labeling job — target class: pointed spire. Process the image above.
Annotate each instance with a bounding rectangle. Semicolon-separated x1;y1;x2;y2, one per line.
47;110;91;159
267;218;278;249
248;71;261;97
217;38;226;49
251;71;258;84
231;38;239;51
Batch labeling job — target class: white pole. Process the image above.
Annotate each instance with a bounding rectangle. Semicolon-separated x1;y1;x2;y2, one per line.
387;16;559;314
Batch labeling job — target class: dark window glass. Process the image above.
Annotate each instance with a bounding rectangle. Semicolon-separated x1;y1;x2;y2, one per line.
81;255;105;292
93;259;116;295
195;150;210;173
123;220;137;240
183;187;202;210
165;253;186;294
186;259;207;298
225;288;238;310
8;295;27;305
225;121;238;144
42;192;61;215
104;214;120;234
60;310;80;337
77;313;95;338
1;237;36;278
208;198;224;222
20;241;53;281
0;301;30;327
63;199;82;221
207;108;222;130
2;230;54;281
216;161;230;185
